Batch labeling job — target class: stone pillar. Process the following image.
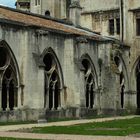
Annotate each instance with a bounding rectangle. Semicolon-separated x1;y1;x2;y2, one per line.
44;72;49;109
6;84;10;111
18;84;24;108
114;18;117;36
79;70;86;107
46;87;49;109
18;85;22;108
94;88;100;110
38;66;45;109
52;83;55;110
58;88;61;109
88;84;91;108
124;90;137;109
92;89;95;108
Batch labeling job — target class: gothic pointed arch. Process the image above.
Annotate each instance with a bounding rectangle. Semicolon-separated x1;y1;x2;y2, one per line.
113;55;129;108
80;54;98;109
131;56;140;109
0;40;20;111
41;47;63;110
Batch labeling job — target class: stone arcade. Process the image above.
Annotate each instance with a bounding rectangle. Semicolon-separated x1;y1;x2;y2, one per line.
0;0;139;121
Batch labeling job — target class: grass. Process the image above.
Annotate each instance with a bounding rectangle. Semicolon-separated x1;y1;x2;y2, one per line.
30;117;140;136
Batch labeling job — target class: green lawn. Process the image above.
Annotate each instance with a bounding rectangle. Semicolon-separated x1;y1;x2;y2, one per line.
31;117;140;136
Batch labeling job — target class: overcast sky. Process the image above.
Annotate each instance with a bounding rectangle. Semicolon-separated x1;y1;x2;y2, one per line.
0;0;16;8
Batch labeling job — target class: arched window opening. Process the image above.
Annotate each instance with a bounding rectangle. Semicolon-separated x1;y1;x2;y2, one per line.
44;52;61;110
49;82;53;110
0;44;18;111
1;67;18;111
114;56;120;67
2;80;7;111
48;71;60;110
90;84;95;108
82;59;95;109
82;59;89;74
0;47;7;68
9;80;15;110
136;60;140;108
5;67;12;79
43;53;53;71
45;10;50;16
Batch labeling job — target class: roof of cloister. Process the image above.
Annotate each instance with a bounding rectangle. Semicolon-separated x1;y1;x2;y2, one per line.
0;5;112;42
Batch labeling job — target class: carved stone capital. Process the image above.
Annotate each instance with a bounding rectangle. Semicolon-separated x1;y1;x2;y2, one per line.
76;36;88;44
69;1;82;9
35;30;49;36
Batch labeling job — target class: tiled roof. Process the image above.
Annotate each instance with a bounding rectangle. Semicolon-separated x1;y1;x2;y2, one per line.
0;6;107;41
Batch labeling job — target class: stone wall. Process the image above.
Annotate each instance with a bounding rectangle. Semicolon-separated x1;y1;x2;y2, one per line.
0;18;133;121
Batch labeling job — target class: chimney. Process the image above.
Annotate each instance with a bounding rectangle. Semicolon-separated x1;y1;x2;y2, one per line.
69;0;82;26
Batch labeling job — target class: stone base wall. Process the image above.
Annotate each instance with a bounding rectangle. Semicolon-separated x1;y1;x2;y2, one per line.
0;109;45;122
0;107;137;122
100;108;137;116
45;107;98;119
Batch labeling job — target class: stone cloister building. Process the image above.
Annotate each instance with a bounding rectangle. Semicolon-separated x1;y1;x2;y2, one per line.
0;0;139;121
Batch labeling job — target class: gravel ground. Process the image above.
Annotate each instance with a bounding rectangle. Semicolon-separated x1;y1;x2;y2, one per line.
0;132;140;140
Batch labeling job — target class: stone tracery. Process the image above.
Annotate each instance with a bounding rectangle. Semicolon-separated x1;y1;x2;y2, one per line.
43;50;62;110
0;42;18;111
82;58;95;109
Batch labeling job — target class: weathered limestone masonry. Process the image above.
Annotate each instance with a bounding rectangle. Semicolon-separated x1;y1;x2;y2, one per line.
1;0;140;121
79;0;140;113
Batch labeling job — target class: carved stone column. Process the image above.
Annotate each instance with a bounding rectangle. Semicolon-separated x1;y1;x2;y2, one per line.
58;88;61;109
45;87;49;109
6;84;10;111
88;84;91;108
79;69;86;107
45;73;50;110
114;18;117;35
91;85;95;109
18;84;24;108
52;82;55;110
